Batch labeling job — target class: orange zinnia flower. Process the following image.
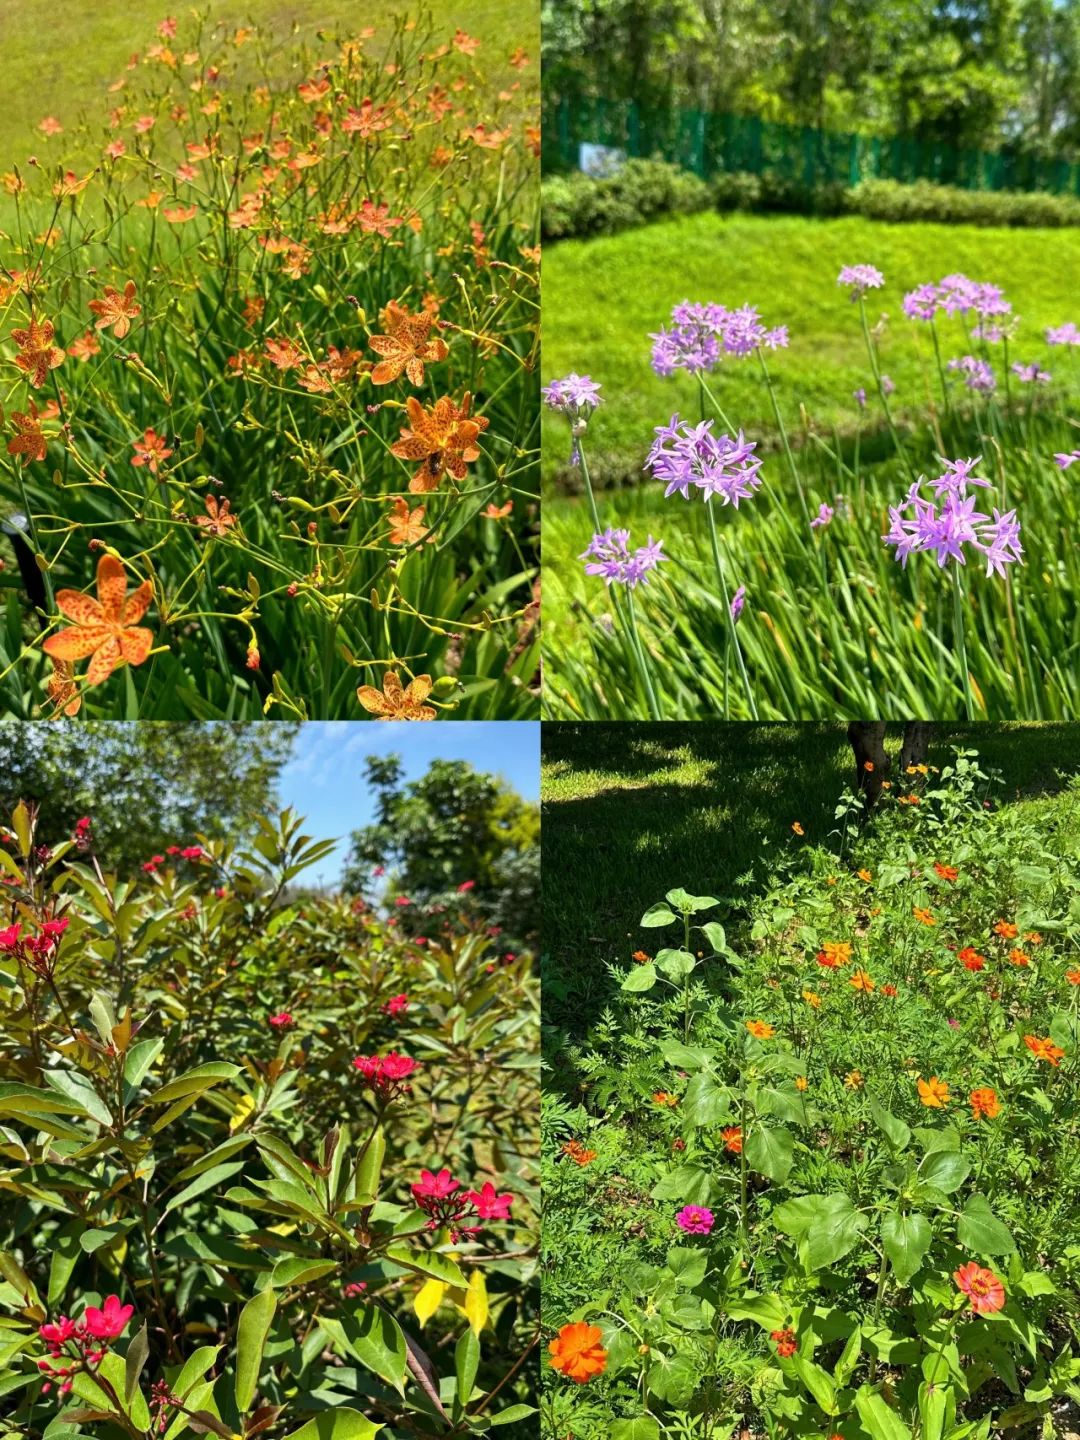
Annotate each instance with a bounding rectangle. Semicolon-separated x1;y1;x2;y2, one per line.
745;1020;774;1039
357;671;436;721
993;920;1018;939
1024;1034;1064;1067
369;302;449;386
386;496;430;546
11;317;64;387
771;1328;797;1358
391;393;488;494
561;1140;596;1166
548;1322;607;1383
969;1087;999;1120
917;1075;950;1108
88;280;141;338
817;941;852;968
722;1125;743;1152
42;554;154;686
954;1261;1005;1315
913;907;936;926
131;428;173;473
850;969;875;993
934;863;958;882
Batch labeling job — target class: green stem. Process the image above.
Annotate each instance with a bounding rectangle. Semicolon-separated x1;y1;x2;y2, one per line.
625;587;662;720
706;502;757;719
952;564;975;719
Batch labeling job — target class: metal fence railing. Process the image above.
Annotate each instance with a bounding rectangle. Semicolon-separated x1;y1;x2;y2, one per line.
542;94;1080;195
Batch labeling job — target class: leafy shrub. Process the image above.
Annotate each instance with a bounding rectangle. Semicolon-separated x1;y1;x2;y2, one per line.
540;159;710;239
851;178;1080;227
0;800;538;1437
542;751;1080;1439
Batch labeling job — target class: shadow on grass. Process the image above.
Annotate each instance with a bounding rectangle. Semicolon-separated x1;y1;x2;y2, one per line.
542;721;1080;1052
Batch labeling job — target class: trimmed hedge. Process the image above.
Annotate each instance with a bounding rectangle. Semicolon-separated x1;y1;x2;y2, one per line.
542;158;1080;240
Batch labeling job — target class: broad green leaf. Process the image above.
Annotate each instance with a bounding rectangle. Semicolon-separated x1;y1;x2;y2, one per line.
918;1149;971;1195
455;1328;480;1407
622;963;657;992
856;1384;913;1440
125;1324;149;1403
355;1127;385;1202
771;1194;826;1237
646;1351;699;1407
490;1406;538;1427
869;1100;911;1152
384;1244;467;1289
956;1194;1016;1255
612;1419;660;1440
234;1287;277;1413
651;1165;711;1206
640;904;676;928
681;1072;734;1126
792;1354;838;1414
803;1194;867;1271
320;1309;407;1395
666;1247;707;1289
655;949;695;980
881;1211;932;1284
164;1163;247;1216
745;1125;794;1183
270;1256;339;1289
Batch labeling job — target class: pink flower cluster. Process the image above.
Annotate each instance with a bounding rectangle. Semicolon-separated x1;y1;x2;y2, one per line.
411;1168;514;1242
352;1051;419;1101
0;917;70;978
38;1296;134;1396
143;845;204;873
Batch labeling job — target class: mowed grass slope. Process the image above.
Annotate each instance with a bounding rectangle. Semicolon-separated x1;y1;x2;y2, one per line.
542;210;1080;487
541;722;1080;1039
0;0;537;166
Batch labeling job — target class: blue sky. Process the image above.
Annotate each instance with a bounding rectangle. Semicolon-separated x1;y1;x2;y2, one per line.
276;723;539;885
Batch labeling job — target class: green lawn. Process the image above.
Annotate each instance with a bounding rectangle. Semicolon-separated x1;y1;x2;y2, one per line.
542;211;1080;490
0;0;537;167
541;722;1080;1042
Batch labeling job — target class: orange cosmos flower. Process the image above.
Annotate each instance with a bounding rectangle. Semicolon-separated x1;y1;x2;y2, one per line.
850;969;875;992
802;989;821;1008
1024;1034;1065;1067
548;1322;606;1383
791;822;804;835
934;863;958;882
11;318;64;388
818;941;852;968
391;392;489;494
1024;932;1043;945
857;868;872;883
882;983;898;997
1066;969;1080;986
42;554;154;687
357;671;436;721
1008;949;1030;968
844;1070;863;1089
632;950;651;964
795;1076;808;1091
862;761;874;772
917;1075;950;1108
913;907;936;926
954;1262;1005;1315
652;1092;678;1107
722;1126;743;1153
130;428;173;473
745;1020;774;1039
561;1140;596;1166
194;495;238;538
88;280;141;338
957;947;986;972
369;302;449;386
969;1087;999;1120
993;920;1018;939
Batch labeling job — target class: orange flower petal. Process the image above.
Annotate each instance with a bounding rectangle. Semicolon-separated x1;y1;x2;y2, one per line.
85;634;122;685
43;626;110;661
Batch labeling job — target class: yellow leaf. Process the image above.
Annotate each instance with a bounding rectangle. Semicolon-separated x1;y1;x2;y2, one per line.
111;1007;133;1055
229;1093;255;1133
464;1268;488;1336
413;1278;447;1327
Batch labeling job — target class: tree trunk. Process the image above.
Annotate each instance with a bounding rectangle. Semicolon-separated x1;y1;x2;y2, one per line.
900;721;933;773
847;722;888;805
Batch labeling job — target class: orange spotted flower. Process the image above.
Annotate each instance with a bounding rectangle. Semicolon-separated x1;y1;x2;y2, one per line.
817;941;852;969
46;658;81;716
88;280;141;339
131;428;173;473
745;1020;774;1039
954;1262;1005;1315
357;671;436;721
850;969;875;993
7;403;48;464
917;1076;950;1108
369;302;449;386
549;1322;607;1383
11;318;64;388
1024;1034;1065;1067
722;1125;743;1153
41;553;154;687
391;392;488;494
993;920;1018;940
194;495;238;537
969;1087;999;1120
386;496;430;546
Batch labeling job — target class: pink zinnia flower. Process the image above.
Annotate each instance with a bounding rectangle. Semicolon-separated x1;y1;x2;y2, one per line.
675;1205;714;1235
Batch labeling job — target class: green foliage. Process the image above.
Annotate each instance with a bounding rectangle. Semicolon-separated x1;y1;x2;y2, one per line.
0;722;295;872
0;800;538;1438
541;742;1080;1440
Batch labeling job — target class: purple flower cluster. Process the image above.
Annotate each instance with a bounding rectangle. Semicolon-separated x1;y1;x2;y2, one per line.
730;585;746;622
580;528;667;589
649;301;787;376
810;503;834;529
947;355;996;393
1054;449;1080;469
1011;361;1051;385
541;373;602;415
645;416;764;507
884;456;1023;579
902;274;1011;323
837;264;885;299
1046;322;1080;346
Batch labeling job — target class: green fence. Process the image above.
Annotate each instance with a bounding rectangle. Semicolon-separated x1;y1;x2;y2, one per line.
542;95;1080;196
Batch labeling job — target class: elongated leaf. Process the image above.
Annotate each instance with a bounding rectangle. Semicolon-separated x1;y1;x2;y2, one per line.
235;1288;277;1413
146;1063;241;1107
281;1409;382;1440
455;1329;480;1408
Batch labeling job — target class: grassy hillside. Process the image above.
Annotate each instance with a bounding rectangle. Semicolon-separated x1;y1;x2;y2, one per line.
542;211;1080;488
0;0;537;166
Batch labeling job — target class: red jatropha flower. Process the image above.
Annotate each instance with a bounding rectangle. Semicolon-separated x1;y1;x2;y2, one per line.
0;923;22;951
1;917;69;978
954;1262;1006;1314
411;1169;511;1240
83;1296;133;1340
457;880;475;893
181;846;203;861
352;1051;418;1100
462;1180;514;1220
957;947;986;972
771;1328;797;1357
268;1012;294;1030
382;993;409;1016
72;817;92;850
